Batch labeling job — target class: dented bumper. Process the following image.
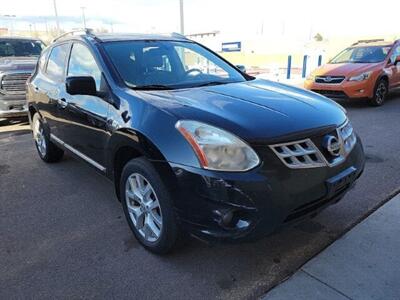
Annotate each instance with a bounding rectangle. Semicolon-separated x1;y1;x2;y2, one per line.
168;138;365;242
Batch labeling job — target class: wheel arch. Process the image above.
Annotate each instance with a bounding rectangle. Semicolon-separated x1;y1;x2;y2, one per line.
378;73;389;84
107;128;176;201
28;103;39;122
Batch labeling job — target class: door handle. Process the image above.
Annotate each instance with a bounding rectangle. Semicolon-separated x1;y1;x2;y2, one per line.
58;98;68;109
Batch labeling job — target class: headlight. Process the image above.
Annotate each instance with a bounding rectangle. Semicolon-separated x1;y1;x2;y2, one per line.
176;120;260;172
307;73;316;81
349;71;372;82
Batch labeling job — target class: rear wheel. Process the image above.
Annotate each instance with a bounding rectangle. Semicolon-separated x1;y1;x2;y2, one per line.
369;79;388;106
120;157;178;254
32;113;64;162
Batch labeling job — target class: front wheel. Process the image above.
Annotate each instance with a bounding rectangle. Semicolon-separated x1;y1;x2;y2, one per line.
369;79;388;106
32;113;64;162
120;157;179;254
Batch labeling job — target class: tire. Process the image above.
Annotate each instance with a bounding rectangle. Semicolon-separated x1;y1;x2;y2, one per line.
120;157;178;254
32;113;64;163
369;79;388;106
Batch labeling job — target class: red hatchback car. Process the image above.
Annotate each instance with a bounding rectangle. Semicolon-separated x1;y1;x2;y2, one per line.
305;39;400;106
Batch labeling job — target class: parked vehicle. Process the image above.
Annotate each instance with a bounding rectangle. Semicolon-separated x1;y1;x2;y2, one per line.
27;30;365;253
0;37;45;119
304;39;400;106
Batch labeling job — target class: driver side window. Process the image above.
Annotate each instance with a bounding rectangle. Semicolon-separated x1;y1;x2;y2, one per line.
68;43;102;90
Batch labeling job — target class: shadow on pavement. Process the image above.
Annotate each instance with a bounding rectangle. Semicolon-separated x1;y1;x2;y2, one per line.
0;117;30;138
336;90;400;109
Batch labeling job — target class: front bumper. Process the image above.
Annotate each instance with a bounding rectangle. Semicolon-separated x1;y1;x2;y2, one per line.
0;95;28;118
304;79;374;99
168;138;365;242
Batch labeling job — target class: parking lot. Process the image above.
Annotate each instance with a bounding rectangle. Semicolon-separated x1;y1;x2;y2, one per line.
1;93;400;299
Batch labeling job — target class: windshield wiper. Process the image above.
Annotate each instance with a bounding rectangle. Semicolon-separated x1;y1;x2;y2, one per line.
195;81;231;87
131;84;174;90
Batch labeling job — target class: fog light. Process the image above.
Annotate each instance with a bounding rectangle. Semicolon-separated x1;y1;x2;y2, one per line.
221;210;234;226
213;209;235;227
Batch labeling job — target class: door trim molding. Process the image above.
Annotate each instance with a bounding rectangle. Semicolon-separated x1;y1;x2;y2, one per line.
50;133;106;172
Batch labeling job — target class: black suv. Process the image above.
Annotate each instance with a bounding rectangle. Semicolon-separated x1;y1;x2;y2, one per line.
27;30;365;253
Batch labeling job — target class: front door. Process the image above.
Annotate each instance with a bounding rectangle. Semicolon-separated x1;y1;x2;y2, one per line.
59;42;110;170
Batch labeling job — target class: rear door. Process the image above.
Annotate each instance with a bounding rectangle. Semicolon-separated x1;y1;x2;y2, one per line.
58;41;110;169
33;42;71;136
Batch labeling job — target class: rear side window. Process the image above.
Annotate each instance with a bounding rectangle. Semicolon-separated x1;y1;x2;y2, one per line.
38;48;49;71
46;43;70;81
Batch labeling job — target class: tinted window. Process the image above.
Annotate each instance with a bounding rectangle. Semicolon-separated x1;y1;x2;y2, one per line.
46;43;70;80
68;43;102;90
103;40;246;89
330;46;391;64
0;39;44;57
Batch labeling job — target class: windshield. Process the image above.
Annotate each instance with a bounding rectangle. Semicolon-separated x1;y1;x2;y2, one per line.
0;39;45;57
103;40;247;89
330;45;391;64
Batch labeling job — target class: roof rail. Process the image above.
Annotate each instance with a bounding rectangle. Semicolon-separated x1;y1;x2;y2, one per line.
171;32;188;40
52;28;95;43
351;39;385;46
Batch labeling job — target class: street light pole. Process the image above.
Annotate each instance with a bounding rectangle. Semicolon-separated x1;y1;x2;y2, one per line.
81;7;87;28
179;0;184;35
53;0;60;35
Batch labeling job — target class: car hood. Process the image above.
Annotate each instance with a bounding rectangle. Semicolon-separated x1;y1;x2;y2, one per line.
134;79;347;142
0;57;37;73
313;62;381;77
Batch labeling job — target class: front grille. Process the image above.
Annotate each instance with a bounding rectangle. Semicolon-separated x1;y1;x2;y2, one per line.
0;73;31;95
312;89;347;99
315;76;345;84
270;121;357;169
269;139;326;169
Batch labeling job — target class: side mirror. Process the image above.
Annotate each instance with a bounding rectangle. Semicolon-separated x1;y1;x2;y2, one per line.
395;55;400;66
236;64;246;73
66;76;97;96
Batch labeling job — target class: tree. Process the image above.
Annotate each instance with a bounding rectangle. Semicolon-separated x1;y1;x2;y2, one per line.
314;33;323;42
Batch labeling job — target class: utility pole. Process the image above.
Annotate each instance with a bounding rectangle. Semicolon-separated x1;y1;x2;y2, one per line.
81;7;87;28
29;24;32;35
53;0;60;35
179;0;184;35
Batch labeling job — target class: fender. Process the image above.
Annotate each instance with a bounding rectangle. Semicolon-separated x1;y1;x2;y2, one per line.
106;128;167;176
106;128;178;200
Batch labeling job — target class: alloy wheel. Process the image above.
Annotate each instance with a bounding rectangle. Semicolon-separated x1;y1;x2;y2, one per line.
375;82;387;104
33;118;47;157
125;173;163;242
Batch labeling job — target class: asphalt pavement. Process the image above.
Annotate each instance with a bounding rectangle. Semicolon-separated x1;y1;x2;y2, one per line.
1;92;400;299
